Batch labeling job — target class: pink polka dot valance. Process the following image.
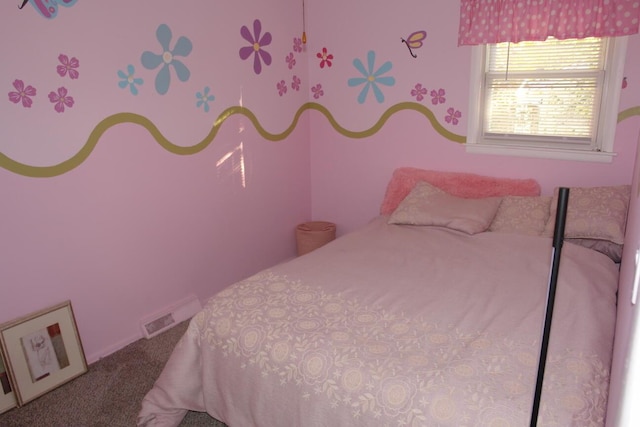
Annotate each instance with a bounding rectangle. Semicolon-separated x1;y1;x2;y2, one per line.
458;0;640;45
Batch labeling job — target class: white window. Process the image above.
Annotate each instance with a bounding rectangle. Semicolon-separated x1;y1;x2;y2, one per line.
466;36;628;162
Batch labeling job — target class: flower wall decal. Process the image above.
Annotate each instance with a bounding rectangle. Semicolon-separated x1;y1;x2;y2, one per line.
291;75;301;91
196;86;215;112
445;107;461;125
311;83;324;99
293;37;303;53
411;83;427;102
8;79;37;108
57;54;80;79
141;24;193;95
286;52;296;70
347;51;395;104
431;88;445;105
48;87;74;113
316;47;333;69
277;80;287;96
239;19;272;75
117;65;144;96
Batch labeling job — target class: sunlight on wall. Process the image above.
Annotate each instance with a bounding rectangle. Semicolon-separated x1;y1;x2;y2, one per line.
215;89;247;188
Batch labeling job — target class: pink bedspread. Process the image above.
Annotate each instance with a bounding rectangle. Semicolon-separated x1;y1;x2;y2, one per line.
138;217;619;426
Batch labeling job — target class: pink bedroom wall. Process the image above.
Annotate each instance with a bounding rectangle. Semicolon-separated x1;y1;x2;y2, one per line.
304;0;640;234
1;0;310;362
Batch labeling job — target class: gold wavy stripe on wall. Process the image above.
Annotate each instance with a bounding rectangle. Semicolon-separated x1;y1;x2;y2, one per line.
619;106;640;123
1;103;638;178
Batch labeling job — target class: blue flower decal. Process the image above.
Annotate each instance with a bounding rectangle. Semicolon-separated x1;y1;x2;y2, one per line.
196;86;215;112
117;64;144;95
141;24;192;95
347;51;395;104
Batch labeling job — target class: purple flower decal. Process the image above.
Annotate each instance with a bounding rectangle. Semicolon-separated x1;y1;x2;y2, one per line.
48;87;74;113
293;37;303;53
431;88;445;105
286;52;296;70
57;54;79;79
445;107;462;125
277;80;287;96
311;83;324;99
291;75;301;91
411;83;427;102
239;19;272;75
8;79;36;108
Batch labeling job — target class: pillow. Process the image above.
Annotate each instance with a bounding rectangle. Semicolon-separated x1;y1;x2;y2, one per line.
489;196;552;236
566;238;623;263
543;185;631;245
380;167;541;215
388;181;502;234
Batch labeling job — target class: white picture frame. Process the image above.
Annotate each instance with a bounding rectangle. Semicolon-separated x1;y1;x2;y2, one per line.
0;301;87;406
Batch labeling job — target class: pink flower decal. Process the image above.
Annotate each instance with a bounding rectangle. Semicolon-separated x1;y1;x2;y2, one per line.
277;80;287;96
311;83;324;99
430;88;445;105
316;47;333;68
411;83;427;102
286;52;296;70
57;54;80;79
48;87;74;113
291;75;301;91
293;37;303;53
8;79;37;108
445;108;462;125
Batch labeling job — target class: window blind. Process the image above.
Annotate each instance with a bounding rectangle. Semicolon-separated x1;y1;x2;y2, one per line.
483;38;607;147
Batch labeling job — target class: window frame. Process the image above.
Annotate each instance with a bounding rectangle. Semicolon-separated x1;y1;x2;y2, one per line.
465;36;628;163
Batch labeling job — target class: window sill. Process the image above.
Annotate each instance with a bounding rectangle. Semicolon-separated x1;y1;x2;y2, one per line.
465;143;616;163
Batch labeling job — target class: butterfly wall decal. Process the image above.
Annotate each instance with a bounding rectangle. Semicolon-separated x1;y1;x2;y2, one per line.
18;0;79;19
401;30;427;58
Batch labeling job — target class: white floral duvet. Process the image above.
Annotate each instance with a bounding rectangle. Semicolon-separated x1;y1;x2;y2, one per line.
138;217;619;427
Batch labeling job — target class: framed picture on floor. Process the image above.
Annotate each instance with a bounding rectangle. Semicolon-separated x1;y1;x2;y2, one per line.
0;350;17;414
0;301;87;406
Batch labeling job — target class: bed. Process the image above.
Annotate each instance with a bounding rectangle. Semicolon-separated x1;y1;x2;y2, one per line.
137;167;630;427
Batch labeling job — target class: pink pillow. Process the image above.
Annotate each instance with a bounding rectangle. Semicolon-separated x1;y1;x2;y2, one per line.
380;167;541;215
543;185;631;245
388;182;502;234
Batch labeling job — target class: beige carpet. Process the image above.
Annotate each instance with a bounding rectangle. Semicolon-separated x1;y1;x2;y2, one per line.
0;320;227;427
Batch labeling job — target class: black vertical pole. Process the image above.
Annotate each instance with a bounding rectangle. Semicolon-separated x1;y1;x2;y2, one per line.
530;187;570;427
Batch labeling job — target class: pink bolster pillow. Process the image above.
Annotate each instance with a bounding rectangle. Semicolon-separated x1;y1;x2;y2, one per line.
380;167;541;216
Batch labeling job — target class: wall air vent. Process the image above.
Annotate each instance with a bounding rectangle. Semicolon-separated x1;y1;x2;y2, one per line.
140;294;202;339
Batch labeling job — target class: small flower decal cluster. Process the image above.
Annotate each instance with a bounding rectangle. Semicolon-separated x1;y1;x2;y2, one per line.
348;51;395;104
239;19;272;75
141;24;193;95
8;53;78;113
410;84;462;126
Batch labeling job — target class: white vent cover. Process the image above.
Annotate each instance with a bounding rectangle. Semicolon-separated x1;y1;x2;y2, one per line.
140;294;202;339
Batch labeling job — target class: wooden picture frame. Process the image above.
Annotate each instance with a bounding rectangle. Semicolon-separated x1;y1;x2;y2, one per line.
0;349;17;414
0;301;87;406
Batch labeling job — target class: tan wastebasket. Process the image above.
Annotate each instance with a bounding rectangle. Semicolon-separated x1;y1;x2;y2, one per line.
296;221;336;256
